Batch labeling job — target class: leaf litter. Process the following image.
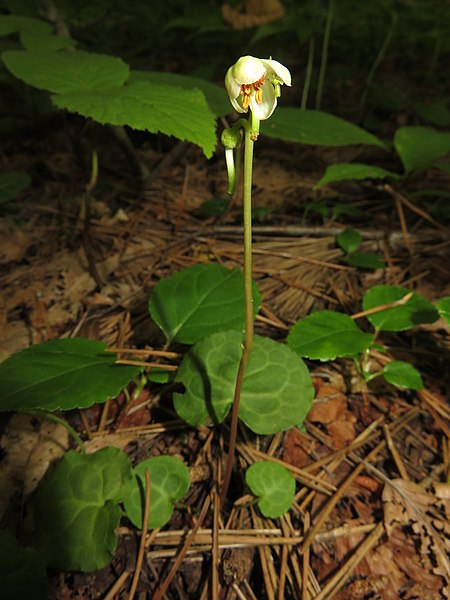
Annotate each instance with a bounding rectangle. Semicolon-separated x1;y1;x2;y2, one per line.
0;125;449;598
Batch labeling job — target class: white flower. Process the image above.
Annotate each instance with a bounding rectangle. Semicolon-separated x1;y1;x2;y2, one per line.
225;55;291;121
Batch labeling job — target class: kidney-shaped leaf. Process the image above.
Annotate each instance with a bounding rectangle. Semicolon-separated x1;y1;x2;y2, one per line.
149;264;261;344
287;311;374;360
2;50;129;94
382;360;423;390
33;448;133;571
315;163;398;189
263;109;385;148
0;530;48;600
54;81;217;158
394;126;450;173
337;226;362;253
0;338;141;412
246;461;295;518
362;285;439;331
124;456;190;530
174;330;314;434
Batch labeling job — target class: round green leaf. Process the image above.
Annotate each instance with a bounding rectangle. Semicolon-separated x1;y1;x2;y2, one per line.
0;338;142;412
263;108;385;148
246;461;295;518
287;311;374;361
33;448;133;571
382;360;424;390
394;126;450;173
2;50;129;94
337;226;362;253
123;456;190;530
149;264;261;344
20;31;75;51
0;15;52;36
362;285;439;331
129;70;230;118
436;296;450;325
0;171;31;204
53;81;217;158
345;251;385;270
0;530;48;600
315;163;398;189
174;330;314;434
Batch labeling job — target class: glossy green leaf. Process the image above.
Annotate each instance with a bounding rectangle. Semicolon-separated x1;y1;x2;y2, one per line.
315;162;398;188
382;360;423;390
337;227;362;253
149;264;261;344
0;530;48;600
345;251;385;270
174;330;313;434
246;461;295;518
0;171;31;204
287;311;374;360
0;338;141;412
54;81;216;158
0;15;52;36
394;126;450;173
436;296;450;324
124;456;190;530
199;198;228;216
19;31;75;51
129;70;230;117
263;109;385;147
362;285;439;331
33;448;133;571
2;50;129;94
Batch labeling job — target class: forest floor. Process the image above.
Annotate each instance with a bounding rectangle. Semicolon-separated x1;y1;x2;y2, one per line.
1;121;450;599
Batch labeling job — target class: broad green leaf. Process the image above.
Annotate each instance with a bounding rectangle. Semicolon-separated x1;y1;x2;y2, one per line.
337;226;362;253
0;338;141;412
287;311;374;360
0;171;31;204
20;31;75;51
53;81;217;158
315;163;399;188
124;456;190;530
199;198;228;216
149;264;261;344
0;530;48;600
262;109;385;148
1;50;129;94
0;15;52;36
436;297;450;324
129;70;230;118
345;251;385;270
415;99;450;127
394;126;450;173
33;448;133;571
246;461;295;518
362;285;439;331
382;360;423;390
174;330;314;434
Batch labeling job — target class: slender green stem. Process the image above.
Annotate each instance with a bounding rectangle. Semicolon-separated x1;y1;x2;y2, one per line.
315;0;335;110
29;410;87;454
301;36;315;110
220;122;255;509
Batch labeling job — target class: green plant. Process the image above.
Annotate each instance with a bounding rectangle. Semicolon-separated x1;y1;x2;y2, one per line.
287;284;441;390
337;226;385;270
246;461;296;518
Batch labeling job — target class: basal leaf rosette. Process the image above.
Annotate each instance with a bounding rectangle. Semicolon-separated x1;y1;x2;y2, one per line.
174;330;314;435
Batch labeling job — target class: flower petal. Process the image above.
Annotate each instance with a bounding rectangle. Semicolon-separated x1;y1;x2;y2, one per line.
262;59;291;86
251;80;277;120
232;55;266;85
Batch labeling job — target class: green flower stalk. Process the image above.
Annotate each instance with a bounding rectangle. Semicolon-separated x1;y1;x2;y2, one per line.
220;55;291;508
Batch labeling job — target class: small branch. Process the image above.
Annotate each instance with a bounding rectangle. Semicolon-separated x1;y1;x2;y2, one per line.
129;469;151;600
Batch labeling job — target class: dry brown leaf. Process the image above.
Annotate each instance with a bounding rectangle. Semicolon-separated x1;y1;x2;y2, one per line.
0;414;69;518
222;0;284;30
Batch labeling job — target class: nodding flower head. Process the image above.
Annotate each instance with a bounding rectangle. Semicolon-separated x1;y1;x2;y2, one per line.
225;55;291;121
